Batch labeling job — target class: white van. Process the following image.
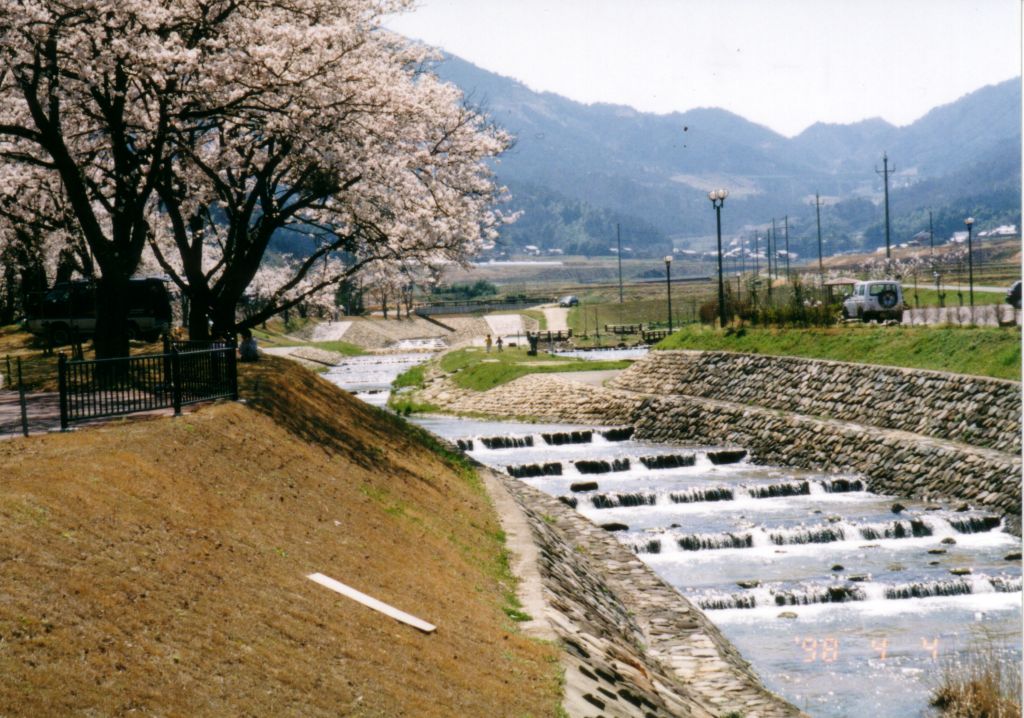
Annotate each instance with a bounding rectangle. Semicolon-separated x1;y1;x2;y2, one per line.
842;281;904;323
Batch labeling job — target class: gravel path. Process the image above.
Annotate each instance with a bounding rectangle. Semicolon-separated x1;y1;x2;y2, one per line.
542;305;569;332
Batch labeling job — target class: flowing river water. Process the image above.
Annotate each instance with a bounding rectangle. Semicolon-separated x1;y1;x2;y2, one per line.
323;349;1022;717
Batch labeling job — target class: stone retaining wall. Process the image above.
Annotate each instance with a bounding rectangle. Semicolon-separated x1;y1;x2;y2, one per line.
631;394;1021;518
608;351;1021;454
497;471;803;718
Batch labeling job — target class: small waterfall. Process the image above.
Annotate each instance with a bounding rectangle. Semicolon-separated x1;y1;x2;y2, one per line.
640;453;696;470
745;481;810;499
678;532;754;551
506;462;562;478
858;519;932;540
706;449;748;465
768;524;847;545
541;430;593;446
574;458;631;474
946;515;1003;534
773;584;865;606
634;538;662;554
820;478;866;493
557;495;578;509
669;487;735;504
456;439;474;451
480;435;534;449
600;426;635;442
591;492;657;509
885;578;976;599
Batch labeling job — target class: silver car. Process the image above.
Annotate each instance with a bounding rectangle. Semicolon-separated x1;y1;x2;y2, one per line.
842;281;904;322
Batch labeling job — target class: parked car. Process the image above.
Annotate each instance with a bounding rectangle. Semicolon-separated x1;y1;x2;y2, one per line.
558;295;579;307
1006;280;1021;310
842;280;904;323
25;278;173;344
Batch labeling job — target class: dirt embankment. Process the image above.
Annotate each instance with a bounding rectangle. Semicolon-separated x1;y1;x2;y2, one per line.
0;357;561;716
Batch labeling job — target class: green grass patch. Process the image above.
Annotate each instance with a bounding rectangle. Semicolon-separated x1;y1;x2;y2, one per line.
440;347;632;391
901;287;1005;308
304;340;366;356
657;324;1021;380
392;364;426;390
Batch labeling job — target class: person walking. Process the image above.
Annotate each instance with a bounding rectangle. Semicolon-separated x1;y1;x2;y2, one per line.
485;334;492;353
496;336;503;352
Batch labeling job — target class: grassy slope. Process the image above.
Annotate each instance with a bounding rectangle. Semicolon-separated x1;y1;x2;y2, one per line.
0;356;560;716
440;346;632;391
657;324;1022;380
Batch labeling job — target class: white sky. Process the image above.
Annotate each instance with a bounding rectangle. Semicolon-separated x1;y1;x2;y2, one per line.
386;0;1022;137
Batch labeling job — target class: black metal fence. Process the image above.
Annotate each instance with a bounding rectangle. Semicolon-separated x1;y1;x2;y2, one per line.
1;356;60;438
57;343;237;430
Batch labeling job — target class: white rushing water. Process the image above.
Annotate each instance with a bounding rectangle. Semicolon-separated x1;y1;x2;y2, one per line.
411;415;1022;718
322;358;1022;718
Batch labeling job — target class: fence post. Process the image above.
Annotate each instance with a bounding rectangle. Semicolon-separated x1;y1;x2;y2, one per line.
162;335;172;398
57;353;69;431
170;348;182;416
17;358;28;437
227;341;238;401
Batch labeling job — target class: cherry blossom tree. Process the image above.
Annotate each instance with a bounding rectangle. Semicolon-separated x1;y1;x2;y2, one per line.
1;0;513;352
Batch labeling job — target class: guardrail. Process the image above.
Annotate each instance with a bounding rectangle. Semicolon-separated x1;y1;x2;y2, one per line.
604;323;645;335
57;344;237;430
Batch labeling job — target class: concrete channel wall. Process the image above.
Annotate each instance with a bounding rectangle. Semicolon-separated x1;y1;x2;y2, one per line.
496;471;804;717
607;351;1021;454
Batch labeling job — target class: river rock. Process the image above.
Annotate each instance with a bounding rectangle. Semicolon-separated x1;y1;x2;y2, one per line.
949;567;972;576
570;481;599;492
928;549;947;555
777;611;798;619
941;537;957;545
1004;552;1022;561
831;564;844;572
600;522;629;532
891;502;906;513
736;579;761;589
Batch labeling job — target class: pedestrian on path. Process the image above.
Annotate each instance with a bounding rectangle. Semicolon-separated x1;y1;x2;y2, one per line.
496;336;503;352
485;334;492;353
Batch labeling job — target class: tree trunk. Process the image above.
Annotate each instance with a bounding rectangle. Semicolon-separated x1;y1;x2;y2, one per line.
93;276;131;359
188;300;210;340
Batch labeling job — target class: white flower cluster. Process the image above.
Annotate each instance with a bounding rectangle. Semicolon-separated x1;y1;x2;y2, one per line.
1;0;514;334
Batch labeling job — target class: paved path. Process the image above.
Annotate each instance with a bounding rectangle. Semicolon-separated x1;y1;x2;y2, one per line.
306;320;352;342
484;313;527;339
542;305;569;331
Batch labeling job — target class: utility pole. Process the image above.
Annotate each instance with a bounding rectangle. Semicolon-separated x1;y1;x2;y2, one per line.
753;232;760;304
928;210;934;259
784;215;791;283
771;218;778;281
876;152;895;264
616;223;624;304
814;193;824;287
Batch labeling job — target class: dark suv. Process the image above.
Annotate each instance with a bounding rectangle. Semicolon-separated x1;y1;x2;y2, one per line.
1006;280;1021;310
25;278;173;344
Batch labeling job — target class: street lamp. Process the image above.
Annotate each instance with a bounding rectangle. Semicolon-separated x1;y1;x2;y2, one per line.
664;255;673;333
965;216;975;307
708;188;729;328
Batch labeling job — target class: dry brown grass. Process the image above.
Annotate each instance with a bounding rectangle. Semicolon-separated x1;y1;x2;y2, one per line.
0;356;561;716
931;644;1022;717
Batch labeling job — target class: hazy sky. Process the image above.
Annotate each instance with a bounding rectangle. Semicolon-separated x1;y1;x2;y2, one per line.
386;0;1022;137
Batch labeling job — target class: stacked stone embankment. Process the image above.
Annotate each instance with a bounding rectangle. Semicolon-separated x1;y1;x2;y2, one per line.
420;372;642;425
496;471;803;718
631;393;1020;517
608;351;1021;453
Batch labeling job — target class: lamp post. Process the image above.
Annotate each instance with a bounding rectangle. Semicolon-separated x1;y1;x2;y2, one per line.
708;189;729;328
965;216;975;307
664;255;673;333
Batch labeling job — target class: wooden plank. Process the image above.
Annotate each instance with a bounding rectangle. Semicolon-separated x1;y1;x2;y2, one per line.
306;572;436;634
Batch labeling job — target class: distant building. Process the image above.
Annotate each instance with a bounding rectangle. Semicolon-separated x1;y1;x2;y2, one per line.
978;224;1018;238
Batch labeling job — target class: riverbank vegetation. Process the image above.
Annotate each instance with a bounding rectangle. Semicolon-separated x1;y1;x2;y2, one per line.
657;324;1021;380
0;357;562;716
440;346;632;391
931;643;1021;717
